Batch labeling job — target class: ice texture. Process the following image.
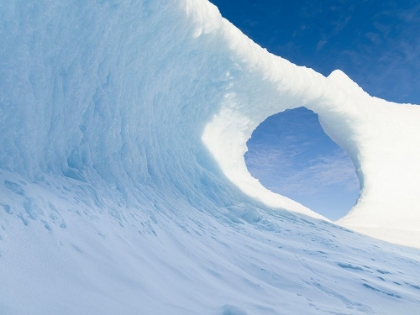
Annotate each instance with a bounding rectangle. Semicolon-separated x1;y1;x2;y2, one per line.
0;0;420;314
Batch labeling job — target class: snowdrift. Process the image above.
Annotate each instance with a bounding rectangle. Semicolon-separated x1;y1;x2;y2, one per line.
1;0;420;314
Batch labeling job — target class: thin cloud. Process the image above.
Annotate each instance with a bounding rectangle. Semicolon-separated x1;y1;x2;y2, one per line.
338;2;420;103
246;147;359;198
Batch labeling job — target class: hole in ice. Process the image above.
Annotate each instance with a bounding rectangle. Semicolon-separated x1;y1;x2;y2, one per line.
245;107;359;221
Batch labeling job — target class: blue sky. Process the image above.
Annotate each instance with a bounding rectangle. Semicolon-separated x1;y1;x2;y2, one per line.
210;0;420;220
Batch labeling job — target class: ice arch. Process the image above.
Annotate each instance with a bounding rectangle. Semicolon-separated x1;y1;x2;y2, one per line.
201;19;420;246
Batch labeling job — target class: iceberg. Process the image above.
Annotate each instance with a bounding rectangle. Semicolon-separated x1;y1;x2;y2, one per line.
0;0;419;314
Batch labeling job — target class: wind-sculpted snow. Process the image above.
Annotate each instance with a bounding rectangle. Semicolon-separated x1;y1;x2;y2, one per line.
1;0;420;314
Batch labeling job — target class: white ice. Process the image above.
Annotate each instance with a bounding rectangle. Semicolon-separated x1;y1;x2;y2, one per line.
0;0;420;314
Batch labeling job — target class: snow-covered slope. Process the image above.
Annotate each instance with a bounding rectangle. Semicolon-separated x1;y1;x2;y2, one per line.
0;0;419;314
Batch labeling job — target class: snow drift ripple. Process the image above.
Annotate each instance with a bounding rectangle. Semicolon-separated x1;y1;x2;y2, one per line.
1;0;420;314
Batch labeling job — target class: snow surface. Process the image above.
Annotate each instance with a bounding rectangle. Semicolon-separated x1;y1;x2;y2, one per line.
1;0;420;314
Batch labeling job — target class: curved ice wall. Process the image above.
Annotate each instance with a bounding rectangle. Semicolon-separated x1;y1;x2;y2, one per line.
2;1;420;314
1;0;419;246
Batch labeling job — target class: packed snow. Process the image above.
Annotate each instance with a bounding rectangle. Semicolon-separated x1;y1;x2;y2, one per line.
0;0;420;314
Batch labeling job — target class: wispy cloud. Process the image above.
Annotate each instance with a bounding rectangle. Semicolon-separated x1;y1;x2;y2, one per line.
334;2;420;103
246;107;359;201
246;147;359;198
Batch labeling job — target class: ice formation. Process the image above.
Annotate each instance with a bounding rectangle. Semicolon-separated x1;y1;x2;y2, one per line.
201;12;420;248
1;0;420;314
